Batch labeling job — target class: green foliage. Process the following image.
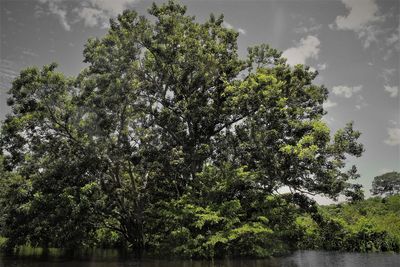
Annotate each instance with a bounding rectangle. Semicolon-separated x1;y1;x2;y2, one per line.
144;165;305;258
0;0;365;258
146;197;297;258
371;171;400;196
94;227;125;249
0;236;6;250
297;195;400;252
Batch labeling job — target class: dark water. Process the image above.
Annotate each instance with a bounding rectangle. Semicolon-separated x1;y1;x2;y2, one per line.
1;250;399;267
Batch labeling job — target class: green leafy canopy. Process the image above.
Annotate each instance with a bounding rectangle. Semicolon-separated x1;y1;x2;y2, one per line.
0;0;364;257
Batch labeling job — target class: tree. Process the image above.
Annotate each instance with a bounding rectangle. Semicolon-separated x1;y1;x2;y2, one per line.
0;0;364;257
0;64;104;250
371;171;400;196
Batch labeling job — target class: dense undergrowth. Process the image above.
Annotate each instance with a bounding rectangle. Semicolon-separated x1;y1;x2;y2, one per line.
1;195;399;258
297;195;400;253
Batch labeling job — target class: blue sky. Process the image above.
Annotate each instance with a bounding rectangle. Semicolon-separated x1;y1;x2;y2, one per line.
0;0;399;202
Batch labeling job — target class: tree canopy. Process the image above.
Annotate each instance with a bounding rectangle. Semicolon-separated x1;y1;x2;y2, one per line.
0;1;364;258
371;172;400;196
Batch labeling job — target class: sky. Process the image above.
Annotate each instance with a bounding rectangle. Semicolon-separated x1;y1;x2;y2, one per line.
0;0;399;202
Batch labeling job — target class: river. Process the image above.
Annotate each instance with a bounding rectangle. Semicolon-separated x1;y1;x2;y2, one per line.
1;250;399;267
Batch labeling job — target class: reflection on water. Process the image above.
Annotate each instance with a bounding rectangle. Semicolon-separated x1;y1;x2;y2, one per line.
1;250;399;267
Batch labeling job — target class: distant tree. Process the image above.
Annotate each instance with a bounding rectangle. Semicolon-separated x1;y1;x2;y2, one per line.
371;171;400;196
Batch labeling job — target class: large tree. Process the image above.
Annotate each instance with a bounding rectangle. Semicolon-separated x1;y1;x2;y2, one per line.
0;0;363;257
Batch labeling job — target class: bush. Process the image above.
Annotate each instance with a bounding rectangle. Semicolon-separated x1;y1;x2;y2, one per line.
298;195;400;253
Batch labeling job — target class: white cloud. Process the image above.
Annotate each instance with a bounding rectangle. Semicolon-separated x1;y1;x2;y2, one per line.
317;63;327;70
39;0;71;31
86;0;133;17
334;0;380;30
382;68;397;82
78;0;139;28
332;85;362;98
36;0;139;30
384;85;398;98
282;35;320;65
383;27;400;60
238;28;246;35
76;0;138;28
382;68;399;97
355;94;367;110
21;49;39;57
223;22;246;35
294;17;322;34
331;0;384;48
294;24;322;34
323;99;337;109
387;31;399;47
384;128;400;146
223;21;233;29
76;7;107;27
359;25;382;48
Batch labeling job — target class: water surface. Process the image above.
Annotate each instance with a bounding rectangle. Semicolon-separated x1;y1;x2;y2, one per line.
1;250;399;267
